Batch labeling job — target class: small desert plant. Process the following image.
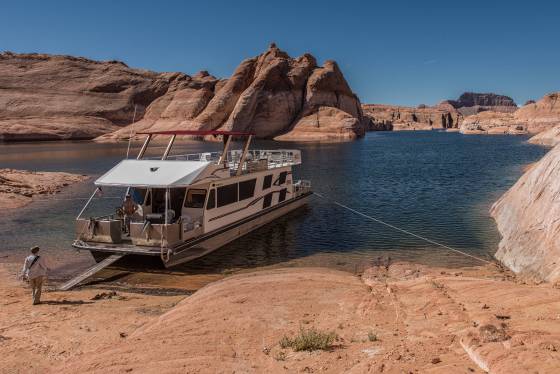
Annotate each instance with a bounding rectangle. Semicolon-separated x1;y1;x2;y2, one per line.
367;330;378;342
279;327;337;352
274;351;287;361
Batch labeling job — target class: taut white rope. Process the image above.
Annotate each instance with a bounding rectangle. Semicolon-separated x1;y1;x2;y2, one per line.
313;192;494;265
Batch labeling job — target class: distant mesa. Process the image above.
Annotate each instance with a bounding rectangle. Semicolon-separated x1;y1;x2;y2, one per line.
0;45;366;142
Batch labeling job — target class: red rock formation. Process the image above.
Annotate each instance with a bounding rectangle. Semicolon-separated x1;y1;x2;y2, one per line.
0;52;184;141
459;111;526;135
459;92;560;137
361;104;460;131
0;46;365;142
101;44;366;142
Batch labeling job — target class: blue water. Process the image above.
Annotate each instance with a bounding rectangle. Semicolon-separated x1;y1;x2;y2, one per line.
0;131;548;274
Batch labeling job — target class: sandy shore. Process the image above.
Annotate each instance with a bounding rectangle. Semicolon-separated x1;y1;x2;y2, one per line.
0;169;88;209
1;260;559;373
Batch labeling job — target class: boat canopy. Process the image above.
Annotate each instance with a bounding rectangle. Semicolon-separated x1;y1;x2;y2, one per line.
95;160;211;188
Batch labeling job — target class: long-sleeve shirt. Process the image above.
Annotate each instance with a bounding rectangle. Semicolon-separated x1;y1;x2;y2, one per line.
21;255;50;279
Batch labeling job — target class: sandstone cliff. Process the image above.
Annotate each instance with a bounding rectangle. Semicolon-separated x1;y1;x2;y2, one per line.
100;44;366;142
361;104;460;131
0;52;185;141
0;46;365;142
491;144;560;282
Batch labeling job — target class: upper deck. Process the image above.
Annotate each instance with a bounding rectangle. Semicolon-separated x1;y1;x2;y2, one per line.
151;149;301;173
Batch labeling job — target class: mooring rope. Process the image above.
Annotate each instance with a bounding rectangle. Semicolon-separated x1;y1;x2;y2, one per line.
313;191;494;265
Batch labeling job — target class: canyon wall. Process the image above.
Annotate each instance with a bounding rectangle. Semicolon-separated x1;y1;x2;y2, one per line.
491;144;560;282
0;52;184;141
459;92;560;136
101;44;365;142
0;46;365;142
361;104;460;131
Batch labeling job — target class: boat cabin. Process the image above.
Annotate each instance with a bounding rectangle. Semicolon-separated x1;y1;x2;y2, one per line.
73;130;311;266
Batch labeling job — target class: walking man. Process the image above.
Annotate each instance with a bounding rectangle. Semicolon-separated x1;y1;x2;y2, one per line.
21;246;50;305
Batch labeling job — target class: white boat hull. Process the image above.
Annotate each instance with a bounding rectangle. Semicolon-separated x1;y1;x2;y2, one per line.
79;192;311;267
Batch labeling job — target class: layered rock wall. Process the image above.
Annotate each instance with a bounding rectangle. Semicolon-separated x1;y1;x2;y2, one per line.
0;52;183;140
361;104;460;131
0;46;365;142
101;44;366;142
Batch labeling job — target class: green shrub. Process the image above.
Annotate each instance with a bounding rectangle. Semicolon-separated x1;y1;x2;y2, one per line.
279;327;337;352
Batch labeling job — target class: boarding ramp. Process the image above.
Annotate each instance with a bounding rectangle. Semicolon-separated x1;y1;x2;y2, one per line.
58;254;125;291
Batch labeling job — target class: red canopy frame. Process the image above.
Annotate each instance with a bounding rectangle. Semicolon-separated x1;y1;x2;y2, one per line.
137;130;255;137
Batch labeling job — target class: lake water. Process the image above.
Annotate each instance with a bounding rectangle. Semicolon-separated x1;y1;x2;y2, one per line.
0;131;547;283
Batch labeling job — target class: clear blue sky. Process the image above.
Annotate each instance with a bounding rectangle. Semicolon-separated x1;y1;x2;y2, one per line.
2;0;559;106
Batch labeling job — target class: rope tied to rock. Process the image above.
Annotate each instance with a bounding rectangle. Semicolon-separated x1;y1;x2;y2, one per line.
313;192;495;266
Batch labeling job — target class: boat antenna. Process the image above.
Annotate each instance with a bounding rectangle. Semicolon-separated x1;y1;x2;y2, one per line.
125;104;138;159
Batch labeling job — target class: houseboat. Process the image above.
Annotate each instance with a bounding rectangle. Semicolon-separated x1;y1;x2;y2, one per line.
72;130;312;267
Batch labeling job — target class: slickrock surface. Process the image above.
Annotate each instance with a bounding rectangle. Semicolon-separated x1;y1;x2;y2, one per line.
439;92;518;117
361;104;460;131
0;263;186;374
491;144;560;282
0;168;87;209
0;52;186;141
99;44;366;142
0;263;544;374
529;124;560;146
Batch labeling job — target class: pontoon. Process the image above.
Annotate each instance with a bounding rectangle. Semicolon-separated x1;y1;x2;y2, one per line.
72;130;312;267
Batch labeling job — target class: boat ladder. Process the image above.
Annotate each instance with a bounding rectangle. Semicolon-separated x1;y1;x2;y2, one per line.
58;254;125;291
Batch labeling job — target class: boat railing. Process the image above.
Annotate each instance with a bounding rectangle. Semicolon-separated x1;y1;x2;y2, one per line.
293;179;312;195
150;149;302;172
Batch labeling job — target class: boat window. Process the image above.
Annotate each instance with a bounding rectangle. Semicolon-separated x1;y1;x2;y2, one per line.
152;189;166;214
207;189;216;210
262;174;272;190
239;179;256;201
278;171;287;185
278;188;287;203
185;189;207;208
263;193;273;209
217;183;239;208
130;188;147;204
170;188;186;218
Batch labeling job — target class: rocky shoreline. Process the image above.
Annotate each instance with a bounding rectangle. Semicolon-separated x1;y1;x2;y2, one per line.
0;169;87;209
1;261;559;373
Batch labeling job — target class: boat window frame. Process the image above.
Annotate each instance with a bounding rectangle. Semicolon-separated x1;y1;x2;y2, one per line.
262;174;273;190
278;171;287;185
184;188;207;209
263;193;273;209
206;189;216;210
239;178;257;201
278;188;287;203
217;182;239;208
